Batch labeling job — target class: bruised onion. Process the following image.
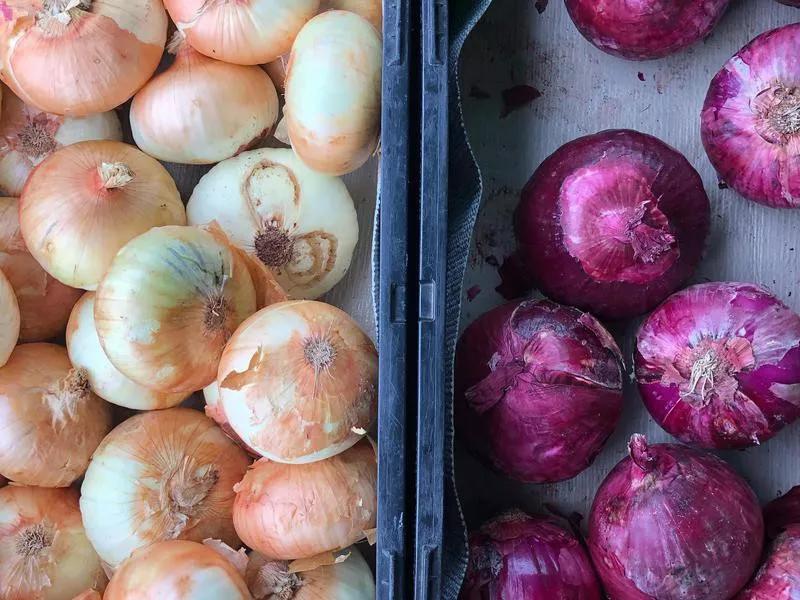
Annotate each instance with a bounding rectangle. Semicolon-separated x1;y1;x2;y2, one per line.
736;524;800;599
0;268;19;367
588;434;764;600
515;129;710;319
455;299;624;483
460;511;602;599
765;487;800;540
635;282;800;449
701;24;800;208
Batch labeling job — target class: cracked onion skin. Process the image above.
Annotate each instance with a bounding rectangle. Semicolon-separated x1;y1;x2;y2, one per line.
736;524;800;599
701;24;800;208
589;435;764;600
635;282;800;449
515;129;710;320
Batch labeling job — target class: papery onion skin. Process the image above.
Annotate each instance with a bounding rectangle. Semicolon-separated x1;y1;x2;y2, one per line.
765;487;800;540
635;282;800;449
588;434;764;600
0;267;19;367
0;0;167;116
515;129;710;319
105;540;250;600
219;300;377;464
325;0;382;33
701;24;800;208
0;486;107;600
565;0;730;60
455;299;624;483
233;439;377;559
285;11;382;176
94;225;257;393
80;408;251;568
0;343;112;487
0;197;83;342
461;511;602;600
187;148;359;300
736;524;800;599
20;140;186;290
203;381;260;457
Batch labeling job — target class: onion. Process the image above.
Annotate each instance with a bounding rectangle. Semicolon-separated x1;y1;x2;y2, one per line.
80;408;251;568
565;0;730;60
588;434;764;600
285;11;382;176
218;300;377;463
0;343;112;487
130;33;279;165
0;88;122;196
202;381;260;456
94;225;257;393
765;487;800;540
455;299;624;483
324;0;382;32
187;148;359;299
635;282;800;449
0;486;107;599
0;0;167;116
701;24;800;208
0;196;84;342
104;540;250;599
736;524;800;599
20;140;186;290
515;129;710;319
461;511;601;599
233;439;377;559
0;268;19;367
164;0;320;65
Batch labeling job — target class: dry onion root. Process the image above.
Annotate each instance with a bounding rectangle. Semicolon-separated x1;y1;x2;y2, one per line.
0;268;19;367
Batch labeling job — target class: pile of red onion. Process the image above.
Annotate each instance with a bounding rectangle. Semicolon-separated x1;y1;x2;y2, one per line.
701;23;800;208
635;282;800;449
589;434;764;600
515;129;710;320
460;511;602;599
454;299;624;483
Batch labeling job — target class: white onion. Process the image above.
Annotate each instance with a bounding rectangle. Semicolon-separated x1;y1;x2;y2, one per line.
0;268;19;367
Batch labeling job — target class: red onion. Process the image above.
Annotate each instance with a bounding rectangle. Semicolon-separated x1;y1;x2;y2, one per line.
454;299;624;483
736;524;800;599
515;129;710;319
777;0;800;7
764;487;800;540
701;24;800;208
589;434;764;600
635;282;800;449
564;0;730;60
460;511;603;600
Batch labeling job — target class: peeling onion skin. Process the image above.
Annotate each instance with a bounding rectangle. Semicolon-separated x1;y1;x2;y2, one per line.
233;439;377;560
515;129;710;319
80;408;251;569
0;486;107;600
765;486;800;540
701;24;800;208
460;511;602;599
0;268;19;367
455;299;624;483
635;282;800;449
588;435;764;600
736;524;800;599
0;343;112;487
202;381;260;457
565;0;730;60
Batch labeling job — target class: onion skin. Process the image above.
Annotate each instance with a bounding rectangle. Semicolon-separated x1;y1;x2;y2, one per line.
202;381;260;457
233;439;377;560
460;511;602;599
565;0;730;60
765;487;800;540
588;435;764;600
0;343;112;487
701;24;800;208
736;524;800;599
455;299;624;483
635;282;800;449
0;267;19;366
515;129;710;319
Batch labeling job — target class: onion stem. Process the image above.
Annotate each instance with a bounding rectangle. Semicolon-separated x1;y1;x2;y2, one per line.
98;162;135;189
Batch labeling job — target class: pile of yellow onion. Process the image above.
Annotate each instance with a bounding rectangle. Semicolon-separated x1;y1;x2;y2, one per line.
0;1;382;598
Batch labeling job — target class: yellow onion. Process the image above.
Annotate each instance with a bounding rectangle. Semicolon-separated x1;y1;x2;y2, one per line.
187;148;359;299
80;408;251;568
325;0;382;33
233;440;377;559
0;87;122;196
285;11;381;175
130;34;279;165
164;0;320;65
105;540;250;599
0;343;112;487
0;486;107;600
0;0;167;116
20;140;186;290
202;381;260;457
0;268;19;366
66;293;186;410
261;54;289;95
0;197;83;342
95;225;257;393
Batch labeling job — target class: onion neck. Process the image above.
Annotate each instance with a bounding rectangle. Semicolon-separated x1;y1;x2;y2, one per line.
625;201;675;264
629;434;657;472
161;460;219;538
98;163;134;190
46;368;90;429
249;560;303;600
37;0;91;25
